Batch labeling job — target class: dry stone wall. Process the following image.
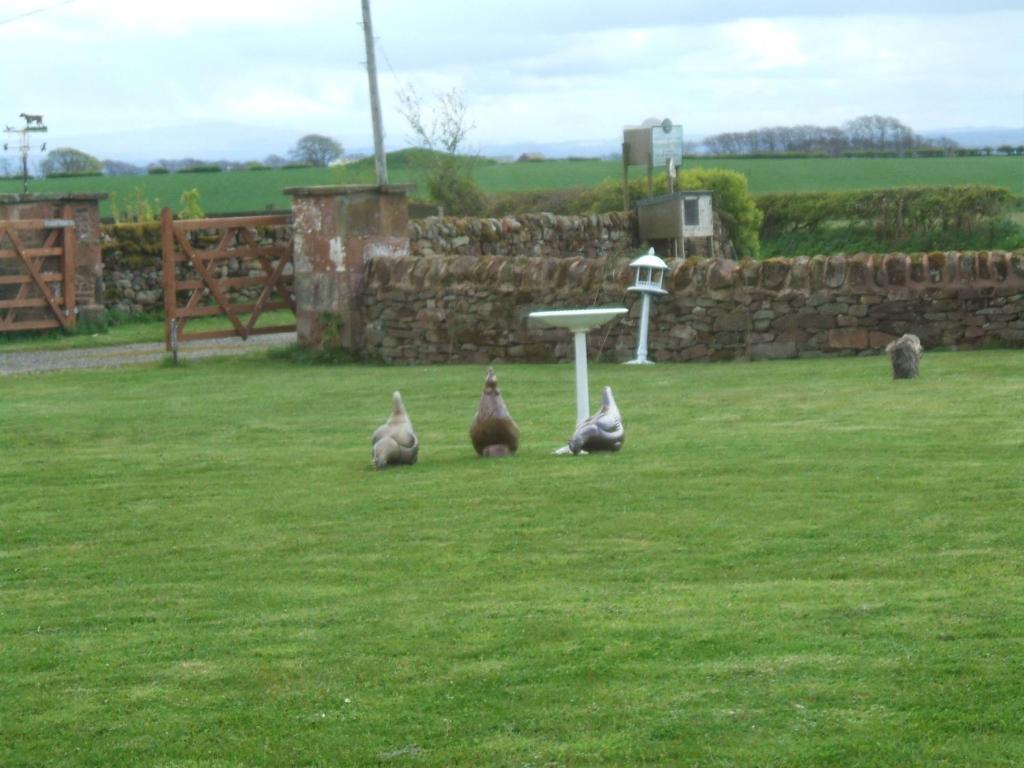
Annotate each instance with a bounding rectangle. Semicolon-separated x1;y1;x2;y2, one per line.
363;250;1024;364
95;214;1024;366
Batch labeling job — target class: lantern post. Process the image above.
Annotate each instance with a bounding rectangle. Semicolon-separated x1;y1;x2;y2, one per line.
625;248;668;365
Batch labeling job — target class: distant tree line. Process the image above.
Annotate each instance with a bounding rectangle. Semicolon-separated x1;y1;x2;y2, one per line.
5;133;348;178
701;115;976;157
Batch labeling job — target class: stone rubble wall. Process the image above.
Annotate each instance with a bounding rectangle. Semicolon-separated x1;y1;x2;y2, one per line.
408;211;726;260
102;251;274;315
409;212;634;259
362;251;1024;364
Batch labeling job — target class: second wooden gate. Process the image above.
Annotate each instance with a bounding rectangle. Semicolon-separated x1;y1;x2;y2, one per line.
161;208;295;350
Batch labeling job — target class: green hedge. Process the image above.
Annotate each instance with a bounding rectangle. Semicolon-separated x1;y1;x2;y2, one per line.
177;164;222;174
757;185;1014;240
44;171;104;178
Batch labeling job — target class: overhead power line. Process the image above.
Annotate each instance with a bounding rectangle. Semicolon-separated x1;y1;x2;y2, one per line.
0;0;81;27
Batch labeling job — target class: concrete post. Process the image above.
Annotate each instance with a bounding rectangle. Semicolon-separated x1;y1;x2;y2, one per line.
0;193;108;324
283;185;411;351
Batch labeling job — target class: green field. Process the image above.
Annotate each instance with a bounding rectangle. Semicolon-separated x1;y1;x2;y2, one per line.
3;351;1024;766
2;155;1021;218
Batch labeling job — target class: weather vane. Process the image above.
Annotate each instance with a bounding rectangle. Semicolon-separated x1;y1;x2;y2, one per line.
4;113;48;193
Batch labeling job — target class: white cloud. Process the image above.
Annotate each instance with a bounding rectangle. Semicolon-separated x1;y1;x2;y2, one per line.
0;1;1021;160
720;19;807;70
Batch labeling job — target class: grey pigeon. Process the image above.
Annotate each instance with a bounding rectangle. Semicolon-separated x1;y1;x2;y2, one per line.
569;386;624;454
372;392;419;469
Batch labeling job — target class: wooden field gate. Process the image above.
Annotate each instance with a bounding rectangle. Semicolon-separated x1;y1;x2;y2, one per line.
0;209;78;333
160;208;295;349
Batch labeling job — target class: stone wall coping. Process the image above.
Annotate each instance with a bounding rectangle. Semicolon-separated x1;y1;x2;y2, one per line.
283;184;416;197
0;192;108;203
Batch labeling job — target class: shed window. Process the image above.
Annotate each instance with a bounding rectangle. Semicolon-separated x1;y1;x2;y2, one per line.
683;198;700;227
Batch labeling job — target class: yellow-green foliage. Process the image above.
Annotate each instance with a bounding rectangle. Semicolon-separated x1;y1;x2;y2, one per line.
681;168;763;258
178;188;204;220
109;187;160;224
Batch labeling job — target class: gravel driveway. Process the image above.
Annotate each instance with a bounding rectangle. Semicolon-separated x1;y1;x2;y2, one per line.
0;333;295;376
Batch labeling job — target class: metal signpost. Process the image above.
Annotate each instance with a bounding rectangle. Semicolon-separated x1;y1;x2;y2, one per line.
622;117;683;208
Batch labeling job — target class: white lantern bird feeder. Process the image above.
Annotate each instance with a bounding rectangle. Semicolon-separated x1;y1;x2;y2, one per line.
625;247;668;365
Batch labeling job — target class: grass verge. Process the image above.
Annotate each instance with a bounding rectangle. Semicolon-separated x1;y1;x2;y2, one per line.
0;310;295;354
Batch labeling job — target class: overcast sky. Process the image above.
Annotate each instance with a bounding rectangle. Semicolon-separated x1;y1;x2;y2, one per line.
2;0;1022;160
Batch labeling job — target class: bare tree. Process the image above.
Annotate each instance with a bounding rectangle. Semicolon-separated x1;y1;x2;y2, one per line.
396;86;486;215
397;86;473;156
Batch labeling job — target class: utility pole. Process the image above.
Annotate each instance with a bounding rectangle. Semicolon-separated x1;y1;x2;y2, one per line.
361;0;388;186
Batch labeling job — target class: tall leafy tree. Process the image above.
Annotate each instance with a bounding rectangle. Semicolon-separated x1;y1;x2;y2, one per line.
289;135;343;167
40;147;101;176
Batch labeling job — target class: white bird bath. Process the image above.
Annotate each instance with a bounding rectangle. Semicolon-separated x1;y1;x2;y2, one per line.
529;307;627;425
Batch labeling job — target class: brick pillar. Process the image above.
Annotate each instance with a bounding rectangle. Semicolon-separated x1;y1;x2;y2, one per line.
284;185;411;351
0;193;108;323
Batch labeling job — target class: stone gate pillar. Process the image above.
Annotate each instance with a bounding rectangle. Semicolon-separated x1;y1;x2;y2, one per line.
284;185;411;351
0;192;108;323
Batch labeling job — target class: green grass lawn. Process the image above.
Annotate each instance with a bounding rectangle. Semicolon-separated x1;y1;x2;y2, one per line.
0;310;295;354
2;155;1021;217
3;351;1024;766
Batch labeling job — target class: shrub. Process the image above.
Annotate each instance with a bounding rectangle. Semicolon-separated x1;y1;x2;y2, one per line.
109;187;160;224
147;167;169;175
681;168;763;258
426;160;488;216
568;168;763;258
178;188;203;220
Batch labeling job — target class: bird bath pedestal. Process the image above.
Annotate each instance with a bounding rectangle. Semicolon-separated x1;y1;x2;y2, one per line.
529;308;627;426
